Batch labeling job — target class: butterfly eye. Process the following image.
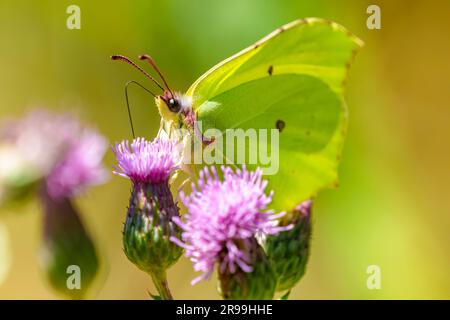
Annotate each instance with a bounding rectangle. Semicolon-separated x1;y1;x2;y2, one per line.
168;98;181;113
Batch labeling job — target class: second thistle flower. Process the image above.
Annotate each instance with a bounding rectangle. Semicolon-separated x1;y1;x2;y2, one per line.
172;166;292;300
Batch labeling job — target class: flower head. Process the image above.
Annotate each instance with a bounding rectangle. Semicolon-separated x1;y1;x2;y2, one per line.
294;200;312;218
46;130;108;199
172;166;290;284
0;109;81;177
112;136;184;291
112;137;181;184
0;109;108;202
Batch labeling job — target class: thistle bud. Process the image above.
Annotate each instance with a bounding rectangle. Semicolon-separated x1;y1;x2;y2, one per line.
123;181;183;277
171;166;292;300
265;200;312;292
0;109;107;298
113;137;184;299
39;189;99;300
39;128;106;299
218;238;276;300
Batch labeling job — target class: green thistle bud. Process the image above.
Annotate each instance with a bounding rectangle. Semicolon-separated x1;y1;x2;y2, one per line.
265;200;312;292
113;138;184;299
39;189;99;299
123;182;183;278
218;238;277;300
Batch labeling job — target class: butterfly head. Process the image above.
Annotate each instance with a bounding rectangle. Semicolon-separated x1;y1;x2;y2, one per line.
157;91;193;128
111;54;194;132
161;90;181;113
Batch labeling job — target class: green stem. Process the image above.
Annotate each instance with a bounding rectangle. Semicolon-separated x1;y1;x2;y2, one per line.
151;271;173;300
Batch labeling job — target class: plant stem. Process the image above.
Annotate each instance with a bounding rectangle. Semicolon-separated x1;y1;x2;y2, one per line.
151;271;173;300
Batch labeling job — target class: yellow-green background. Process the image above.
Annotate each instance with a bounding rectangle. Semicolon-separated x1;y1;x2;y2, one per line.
0;0;449;299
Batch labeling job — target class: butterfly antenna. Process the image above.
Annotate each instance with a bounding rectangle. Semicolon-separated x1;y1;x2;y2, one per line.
124;80;156;139
139;54;174;98
111;55;165;92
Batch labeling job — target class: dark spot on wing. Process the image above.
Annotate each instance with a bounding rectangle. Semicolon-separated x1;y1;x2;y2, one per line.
268;65;273;76
277;27;285;33
276;120;285;132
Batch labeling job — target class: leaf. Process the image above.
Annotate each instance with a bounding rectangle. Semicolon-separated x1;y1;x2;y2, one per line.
148;290;162;300
280;290;291;300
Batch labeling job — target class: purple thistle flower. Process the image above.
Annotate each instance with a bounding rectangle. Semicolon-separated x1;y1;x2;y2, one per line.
0;109;108;202
171;166;291;285
0;109;81;177
0;109;107;298
112;137;181;184
112;136;183;299
46;130;108;200
294;200;312;217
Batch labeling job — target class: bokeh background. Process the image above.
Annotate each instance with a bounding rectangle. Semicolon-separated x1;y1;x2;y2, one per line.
0;0;449;299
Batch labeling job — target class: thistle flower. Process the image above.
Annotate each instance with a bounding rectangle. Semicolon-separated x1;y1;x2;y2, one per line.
113;136;182;183
46;130;108;200
112;136;183;300
0;110;81;177
0;109;107;204
0;109;107;299
0;110;77;206
172;166;291;300
265;200;312;292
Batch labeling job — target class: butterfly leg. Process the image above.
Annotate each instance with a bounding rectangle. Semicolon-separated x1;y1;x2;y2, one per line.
193;120;215;146
174;176;191;203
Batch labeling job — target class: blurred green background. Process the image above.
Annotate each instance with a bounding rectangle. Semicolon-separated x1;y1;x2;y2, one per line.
1;0;449;299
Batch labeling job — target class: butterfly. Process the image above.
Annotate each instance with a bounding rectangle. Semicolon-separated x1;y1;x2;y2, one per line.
112;18;362;212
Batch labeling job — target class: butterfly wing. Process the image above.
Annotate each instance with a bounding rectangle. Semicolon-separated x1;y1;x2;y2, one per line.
186;18;362;211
